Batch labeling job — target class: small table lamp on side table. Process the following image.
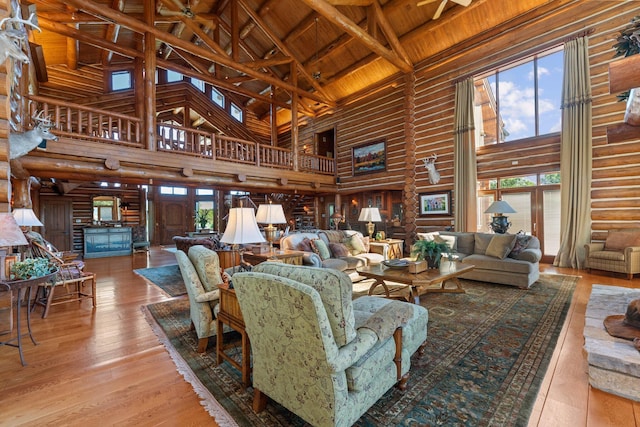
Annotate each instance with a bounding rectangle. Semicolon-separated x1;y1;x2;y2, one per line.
255;202;286;249
220;203;265;270
359;206;382;239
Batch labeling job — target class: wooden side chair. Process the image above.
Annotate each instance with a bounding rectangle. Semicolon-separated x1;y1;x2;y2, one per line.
31;262;97;318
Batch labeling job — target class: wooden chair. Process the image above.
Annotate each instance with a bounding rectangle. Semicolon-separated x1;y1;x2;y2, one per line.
31;262;97;318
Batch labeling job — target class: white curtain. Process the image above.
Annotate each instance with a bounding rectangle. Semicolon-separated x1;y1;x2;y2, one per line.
554;36;592;269
454;78;477;232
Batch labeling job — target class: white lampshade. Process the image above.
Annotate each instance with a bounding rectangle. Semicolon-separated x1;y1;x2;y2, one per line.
255;204;286;225
484;200;516;214
220;207;266;245
12;208;44;227
0;213;29;246
358;207;382;222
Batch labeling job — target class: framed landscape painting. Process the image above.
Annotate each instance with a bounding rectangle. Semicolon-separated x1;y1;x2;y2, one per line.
419;191;451;216
352;140;386;175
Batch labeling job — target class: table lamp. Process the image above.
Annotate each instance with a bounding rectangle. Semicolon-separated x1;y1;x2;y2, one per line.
12;208;44;229
0;213;29;280
255;202;286;248
358;206;381;238
484;200;516;234
220;203;265;266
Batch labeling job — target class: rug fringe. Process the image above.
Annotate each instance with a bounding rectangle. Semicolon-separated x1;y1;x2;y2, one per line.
141;305;239;427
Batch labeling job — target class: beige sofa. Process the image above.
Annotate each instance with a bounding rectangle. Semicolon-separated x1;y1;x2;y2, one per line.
280;230;386;278
417;231;542;289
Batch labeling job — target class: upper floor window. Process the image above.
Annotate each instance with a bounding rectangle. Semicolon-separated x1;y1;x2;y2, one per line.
211;87;225;108
167;70;183;83
111;70;132;91
230;102;243;122
191;77;205;92
160;186;187;195
474;47;563;146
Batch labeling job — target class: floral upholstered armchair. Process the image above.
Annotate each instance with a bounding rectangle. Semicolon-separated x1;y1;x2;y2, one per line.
175;245;226;352
233;262;428;427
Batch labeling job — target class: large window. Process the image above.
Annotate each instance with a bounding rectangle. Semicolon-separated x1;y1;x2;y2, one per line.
475;47;563;146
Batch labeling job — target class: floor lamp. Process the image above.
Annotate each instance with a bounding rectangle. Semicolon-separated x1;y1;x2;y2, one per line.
485;200;516;234
358;206;381;239
255;202;286;250
220;204;265;271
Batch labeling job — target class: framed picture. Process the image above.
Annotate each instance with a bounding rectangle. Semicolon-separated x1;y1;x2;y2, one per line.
352;140;386;175
419;191;451;216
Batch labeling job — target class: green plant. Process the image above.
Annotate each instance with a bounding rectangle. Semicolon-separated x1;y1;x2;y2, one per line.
411;239;450;268
612;15;640;102
195;209;212;229
10;257;57;280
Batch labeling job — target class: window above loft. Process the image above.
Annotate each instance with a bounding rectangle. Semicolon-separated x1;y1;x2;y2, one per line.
474;46;563;147
167;70;183;83
191;77;205;92
111;70;132;91
230;102;243;122
160;186;187;195
211;87;224;108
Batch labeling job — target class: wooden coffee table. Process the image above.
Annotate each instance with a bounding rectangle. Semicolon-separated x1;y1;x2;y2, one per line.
357;261;475;304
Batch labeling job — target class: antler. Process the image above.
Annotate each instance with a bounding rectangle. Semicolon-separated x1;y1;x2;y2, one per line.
0;13;41;32
32;110;54;128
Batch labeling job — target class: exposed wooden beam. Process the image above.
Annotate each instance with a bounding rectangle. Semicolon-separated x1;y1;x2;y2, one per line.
371;0;412;66
299;0;412;73
57;0;334;106
327;0;373;5
243;57;293;68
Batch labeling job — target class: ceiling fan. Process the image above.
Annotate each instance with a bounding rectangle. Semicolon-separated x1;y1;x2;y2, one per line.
417;0;472;20
159;0;209;23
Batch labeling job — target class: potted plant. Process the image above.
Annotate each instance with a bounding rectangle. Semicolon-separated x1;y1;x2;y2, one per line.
411;239;450;269
9;257;57;281
195;209;212;231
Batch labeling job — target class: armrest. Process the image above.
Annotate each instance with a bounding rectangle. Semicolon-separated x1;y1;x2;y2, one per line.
302;252;322;267
585;242;605;254
328;328;379;372
514;248;542;263
195;289;220;303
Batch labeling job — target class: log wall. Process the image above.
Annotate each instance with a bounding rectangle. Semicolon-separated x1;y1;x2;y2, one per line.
0;1;11;212
297;0;639;241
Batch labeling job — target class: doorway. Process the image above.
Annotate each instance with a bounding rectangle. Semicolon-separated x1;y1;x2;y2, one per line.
41;198;74;252
315;127;335;158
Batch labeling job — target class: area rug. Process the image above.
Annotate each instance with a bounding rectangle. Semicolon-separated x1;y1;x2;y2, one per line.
134;264;186;297
143;273;578;426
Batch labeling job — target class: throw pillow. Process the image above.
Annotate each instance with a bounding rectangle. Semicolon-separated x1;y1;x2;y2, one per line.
329;242;350;258
485;234;517;259
604;231;640;251
435;234;456;251
416;232;438;241
509;232;532;258
297;237;313;252
310;238;331;260
345;234;366;255
361;236;370;253
473;233;494;255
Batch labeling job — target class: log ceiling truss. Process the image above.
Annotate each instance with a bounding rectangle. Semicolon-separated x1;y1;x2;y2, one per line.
29;0;550;125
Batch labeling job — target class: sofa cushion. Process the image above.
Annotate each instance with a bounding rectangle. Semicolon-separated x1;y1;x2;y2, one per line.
340;256;367;270
442;231;474;254
486;234;517;259
311;238;331;260
297;237;313;252
462;254;535;274
435;234;456;251
329;242;350;258
188;245;223;292
321;257;349;271
320;230;346;244
474;233;494;255
604;231;640;251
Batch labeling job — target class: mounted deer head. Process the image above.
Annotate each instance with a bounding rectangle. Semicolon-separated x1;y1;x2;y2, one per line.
422;154;441;185
9;110;58;159
0;13;41;64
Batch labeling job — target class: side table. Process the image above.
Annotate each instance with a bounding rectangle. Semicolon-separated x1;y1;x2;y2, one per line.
370;239;404;260
216;284;251;387
242;249;304;266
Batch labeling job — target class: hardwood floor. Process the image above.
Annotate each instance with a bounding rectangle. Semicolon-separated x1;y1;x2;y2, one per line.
0;247;638;426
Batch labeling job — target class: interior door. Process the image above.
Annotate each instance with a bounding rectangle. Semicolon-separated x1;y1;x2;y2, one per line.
155;201;190;245
41;198;73;251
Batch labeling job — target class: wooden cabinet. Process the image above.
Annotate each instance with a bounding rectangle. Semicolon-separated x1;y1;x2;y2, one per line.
83;227;132;258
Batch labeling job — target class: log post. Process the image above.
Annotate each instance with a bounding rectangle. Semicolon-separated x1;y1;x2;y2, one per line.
143;0;156;151
403;72;417;247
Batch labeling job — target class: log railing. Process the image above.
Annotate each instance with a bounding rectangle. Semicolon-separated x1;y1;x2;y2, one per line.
26;95;335;175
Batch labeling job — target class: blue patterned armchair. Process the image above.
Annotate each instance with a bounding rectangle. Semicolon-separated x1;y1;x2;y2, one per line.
233;262;428;427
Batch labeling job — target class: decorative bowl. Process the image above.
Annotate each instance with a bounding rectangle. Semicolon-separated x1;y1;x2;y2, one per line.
382;259;409;269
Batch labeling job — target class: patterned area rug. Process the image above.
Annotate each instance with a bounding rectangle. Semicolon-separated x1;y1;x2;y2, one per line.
143;273;578;426
134;264;186;297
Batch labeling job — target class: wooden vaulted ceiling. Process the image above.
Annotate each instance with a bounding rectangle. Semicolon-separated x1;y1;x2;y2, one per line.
28;0;551;128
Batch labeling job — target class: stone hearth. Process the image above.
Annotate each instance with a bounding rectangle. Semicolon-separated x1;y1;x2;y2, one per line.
584;285;640;401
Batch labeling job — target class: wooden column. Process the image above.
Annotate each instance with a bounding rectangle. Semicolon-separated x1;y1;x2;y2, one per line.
0;1;12;211
143;0;156;151
270;86;278;146
403;72;417;244
290;62;299;171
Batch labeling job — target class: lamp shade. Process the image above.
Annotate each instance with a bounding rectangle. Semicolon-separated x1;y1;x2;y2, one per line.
220;207;266;245
484;200;516;214
0;213;29;246
12;208;44;227
358;207;382;222
255;204;286;225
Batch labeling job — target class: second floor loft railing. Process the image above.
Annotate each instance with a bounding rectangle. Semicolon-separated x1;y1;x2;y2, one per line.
26;95;335;175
